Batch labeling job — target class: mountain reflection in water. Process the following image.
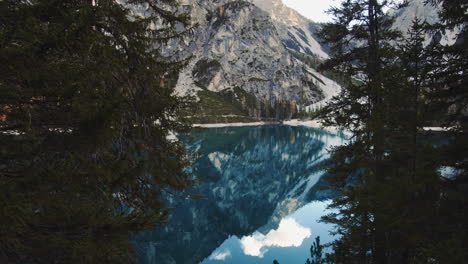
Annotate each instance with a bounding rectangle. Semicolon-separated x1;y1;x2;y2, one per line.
134;125;346;264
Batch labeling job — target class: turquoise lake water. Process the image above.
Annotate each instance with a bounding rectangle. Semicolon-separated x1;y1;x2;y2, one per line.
135;125;347;264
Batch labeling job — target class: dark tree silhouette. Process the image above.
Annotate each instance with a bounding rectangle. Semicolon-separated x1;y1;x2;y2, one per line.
0;0;195;263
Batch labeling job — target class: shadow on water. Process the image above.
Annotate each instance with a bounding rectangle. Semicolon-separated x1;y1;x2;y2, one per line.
133;125;346;264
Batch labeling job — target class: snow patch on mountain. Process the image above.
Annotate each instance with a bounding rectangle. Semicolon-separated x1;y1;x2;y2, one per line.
252;0;329;59
302;66;341;111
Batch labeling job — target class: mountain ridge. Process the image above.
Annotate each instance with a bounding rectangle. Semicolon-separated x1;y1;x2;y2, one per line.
174;0;458;123
174;0;334;123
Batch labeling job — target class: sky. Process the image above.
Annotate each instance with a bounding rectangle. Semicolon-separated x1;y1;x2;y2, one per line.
282;0;340;23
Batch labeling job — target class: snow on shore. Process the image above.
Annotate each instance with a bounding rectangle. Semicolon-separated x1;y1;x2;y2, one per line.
193;119;350;136
282;119;322;128
423;127;451;132
193;120;449;136
193;122;267;128
283;119;344;135
193;119;324;128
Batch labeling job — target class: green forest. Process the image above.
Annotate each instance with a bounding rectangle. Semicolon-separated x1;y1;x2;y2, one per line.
0;0;196;263
1;0;467;264
286;0;468;263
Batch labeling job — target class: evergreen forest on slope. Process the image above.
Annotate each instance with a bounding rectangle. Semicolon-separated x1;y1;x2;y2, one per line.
0;0;467;264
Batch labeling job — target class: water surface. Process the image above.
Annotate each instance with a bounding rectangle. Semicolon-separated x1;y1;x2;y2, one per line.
135;125;346;264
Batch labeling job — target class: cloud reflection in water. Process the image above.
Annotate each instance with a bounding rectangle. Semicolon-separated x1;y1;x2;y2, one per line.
240;218;311;258
209;249;231;260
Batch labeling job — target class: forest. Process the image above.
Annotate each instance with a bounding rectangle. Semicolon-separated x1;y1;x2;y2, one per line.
0;0;467;264
294;0;467;263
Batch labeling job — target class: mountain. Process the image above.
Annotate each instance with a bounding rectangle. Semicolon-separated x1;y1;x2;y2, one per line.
173;0;459;123
252;0;329;59
175;0;340;123
391;0;461;45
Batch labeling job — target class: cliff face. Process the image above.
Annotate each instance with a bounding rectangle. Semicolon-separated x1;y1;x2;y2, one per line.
252;0;329;59
174;0;332;122
171;0;461;122
391;0;462;46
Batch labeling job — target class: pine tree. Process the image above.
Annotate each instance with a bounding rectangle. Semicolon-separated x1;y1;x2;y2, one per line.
379;17;444;262
424;0;468;262
317;1;402;263
0;0;195;263
307;236;325;264
316;0;454;263
425;0;468;175
318;0;467;262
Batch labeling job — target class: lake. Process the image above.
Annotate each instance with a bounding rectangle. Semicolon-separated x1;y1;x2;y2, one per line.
134;125;347;264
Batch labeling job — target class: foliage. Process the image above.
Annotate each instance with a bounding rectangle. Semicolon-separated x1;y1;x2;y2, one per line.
192;59;222;89
289;50;323;70
297;105;322;120
305;236;326;264
0;0;195;263
317;0;467;263
190;87;298;123
425;0;468;261
188;88;256;124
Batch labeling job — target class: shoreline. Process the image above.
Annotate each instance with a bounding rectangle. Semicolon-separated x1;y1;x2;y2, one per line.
192;121;271;128
192;120;450;133
192;119;322;129
192;119;347;135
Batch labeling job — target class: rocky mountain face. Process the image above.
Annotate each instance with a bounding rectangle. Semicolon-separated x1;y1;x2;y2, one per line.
173;0;459;123
391;0;461;45
175;0;338;123
252;0;329;59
